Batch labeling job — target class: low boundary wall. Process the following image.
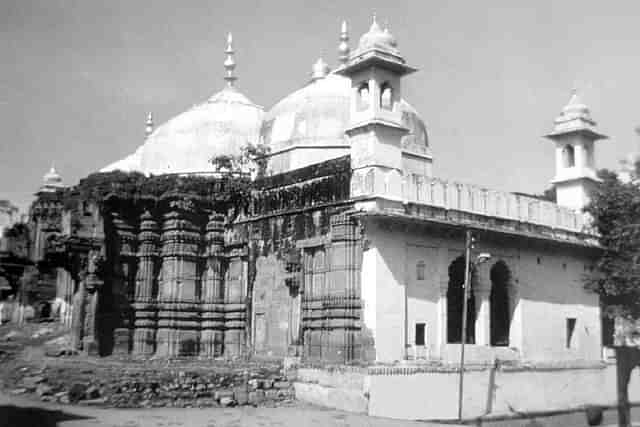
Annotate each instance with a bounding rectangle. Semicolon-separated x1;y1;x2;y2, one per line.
293;362;640;421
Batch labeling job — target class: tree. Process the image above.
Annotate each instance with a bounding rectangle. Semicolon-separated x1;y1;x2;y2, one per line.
584;167;640;427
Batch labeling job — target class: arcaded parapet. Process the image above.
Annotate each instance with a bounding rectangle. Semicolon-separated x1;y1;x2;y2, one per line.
132;211;160;355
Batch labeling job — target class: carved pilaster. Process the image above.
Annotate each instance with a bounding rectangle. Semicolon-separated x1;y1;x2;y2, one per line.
200;213;226;357
156;201;202;357
112;213;137;354
132;211;160;355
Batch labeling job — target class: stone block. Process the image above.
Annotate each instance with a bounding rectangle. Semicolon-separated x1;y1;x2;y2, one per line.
233;387;249;405
248;390;265;405
274;381;290;389
265;389;279;400
214;389;234;401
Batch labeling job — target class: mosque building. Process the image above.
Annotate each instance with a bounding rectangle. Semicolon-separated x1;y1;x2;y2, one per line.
28;17;607;369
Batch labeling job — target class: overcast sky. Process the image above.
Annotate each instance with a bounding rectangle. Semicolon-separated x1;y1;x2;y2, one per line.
1;0;638;212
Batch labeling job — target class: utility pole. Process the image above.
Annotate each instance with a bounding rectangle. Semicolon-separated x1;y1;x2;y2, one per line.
458;229;473;420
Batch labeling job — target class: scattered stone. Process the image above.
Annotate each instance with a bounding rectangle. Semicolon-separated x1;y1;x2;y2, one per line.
219;396;235;407
248;390;265;405
36;384;53;397
265;389;279;400
85;385;100;399
248;379;260;390
10;388;27;395
68;383;87;403
214;389;234;401
81;397;107;406
274;381;290;389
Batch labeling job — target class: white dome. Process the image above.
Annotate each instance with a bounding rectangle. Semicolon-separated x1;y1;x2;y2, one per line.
102;87;263;175
262;73;429;156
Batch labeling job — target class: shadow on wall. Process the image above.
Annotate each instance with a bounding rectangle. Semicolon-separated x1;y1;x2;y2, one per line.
0;405;93;427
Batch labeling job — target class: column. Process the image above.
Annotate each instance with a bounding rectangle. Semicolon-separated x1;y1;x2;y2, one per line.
474;261;492;346
132;211;160;355
437;278;448;358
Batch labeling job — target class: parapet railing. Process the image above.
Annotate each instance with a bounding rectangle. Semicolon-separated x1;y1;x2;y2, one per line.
403;176;594;235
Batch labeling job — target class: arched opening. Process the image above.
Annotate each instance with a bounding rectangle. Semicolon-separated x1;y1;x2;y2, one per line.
380;82;393;110
416;261;425;281
447;256;475;344
357;82;370;111
490;261;511;346
562;145;575;168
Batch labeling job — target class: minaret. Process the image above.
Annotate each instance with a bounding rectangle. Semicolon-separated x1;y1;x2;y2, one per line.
545;90;607;211
145;112;154;138
335;16;416;202
224;32;237;88
338;21;350;65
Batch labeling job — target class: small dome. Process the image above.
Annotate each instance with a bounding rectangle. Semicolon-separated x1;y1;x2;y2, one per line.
311;57;330;82
39;165;64;193
357;17;399;54
43;166;62;186
262;73;428;156
556;91;593;123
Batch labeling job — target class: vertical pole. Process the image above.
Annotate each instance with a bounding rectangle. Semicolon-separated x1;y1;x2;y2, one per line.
616;347;632;427
458;229;472;420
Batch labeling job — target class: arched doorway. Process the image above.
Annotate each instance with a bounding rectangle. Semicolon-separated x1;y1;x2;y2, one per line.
447;256;475;344
490;261;511;346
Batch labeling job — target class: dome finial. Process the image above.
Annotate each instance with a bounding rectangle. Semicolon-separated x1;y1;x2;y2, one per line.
311;57;330;81
338;20;350;65
224;32;237;88
145;112;154;137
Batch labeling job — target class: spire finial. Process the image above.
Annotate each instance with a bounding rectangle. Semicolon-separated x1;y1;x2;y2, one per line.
224;32;237;88
338;20;350;65
145;112;154;137
311;57;330;81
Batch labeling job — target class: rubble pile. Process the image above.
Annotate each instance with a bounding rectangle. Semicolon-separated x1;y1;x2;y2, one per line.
4;362;294;409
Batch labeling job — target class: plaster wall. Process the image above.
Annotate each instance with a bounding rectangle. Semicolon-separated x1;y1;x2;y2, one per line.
367;364;640;420
363;218;600;363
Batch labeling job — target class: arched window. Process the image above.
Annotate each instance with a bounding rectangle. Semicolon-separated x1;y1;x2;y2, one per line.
357;82;370;111
447;256;476;344
416;261;425;281
562;145;575;168
380;82;393;110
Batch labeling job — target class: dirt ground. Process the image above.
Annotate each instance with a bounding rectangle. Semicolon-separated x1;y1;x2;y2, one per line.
0;391;450;427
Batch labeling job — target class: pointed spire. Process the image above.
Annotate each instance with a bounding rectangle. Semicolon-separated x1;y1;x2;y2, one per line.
145;112;154;137
224;32;237;88
370;12;381;32
338;20;350;65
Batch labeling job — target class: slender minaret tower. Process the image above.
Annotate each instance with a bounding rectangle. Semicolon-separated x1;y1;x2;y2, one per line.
545;90;607;211
224;32;237;88
338;21;350;65
145;112;154;138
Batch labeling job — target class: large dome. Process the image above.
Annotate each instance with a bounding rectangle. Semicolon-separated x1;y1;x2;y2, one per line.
102;88;263;175
261;73;429;157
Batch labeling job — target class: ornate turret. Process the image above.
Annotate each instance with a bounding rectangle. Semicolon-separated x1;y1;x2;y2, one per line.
545;90;607;211
336;16;418;201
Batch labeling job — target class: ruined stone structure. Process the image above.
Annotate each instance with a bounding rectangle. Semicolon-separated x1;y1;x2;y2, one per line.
28;17;608;368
